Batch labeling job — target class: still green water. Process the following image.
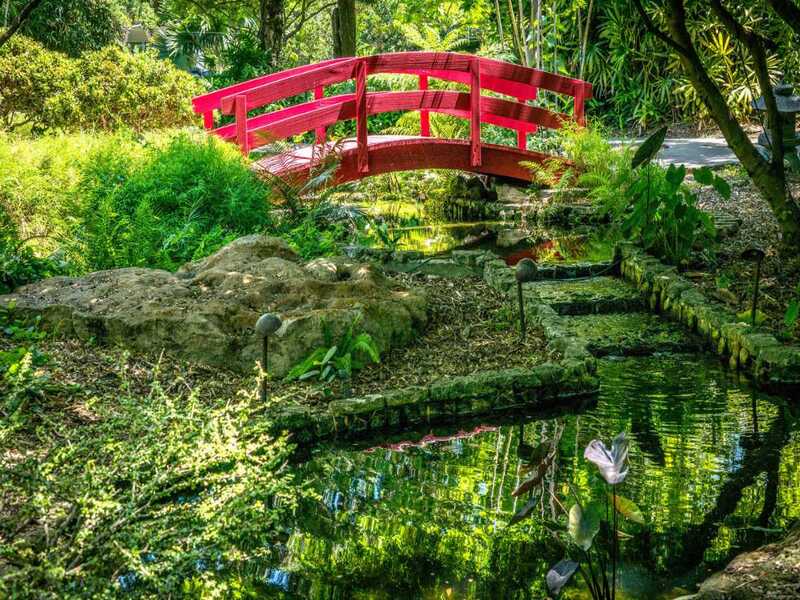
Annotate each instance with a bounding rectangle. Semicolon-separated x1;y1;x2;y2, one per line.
250;355;799;599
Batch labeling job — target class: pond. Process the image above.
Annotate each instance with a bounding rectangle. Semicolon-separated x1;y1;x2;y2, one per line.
248;354;800;599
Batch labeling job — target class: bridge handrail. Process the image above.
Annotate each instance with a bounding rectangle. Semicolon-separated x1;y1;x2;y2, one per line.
195;52;593;173
191;57;350;128
211;90;571;152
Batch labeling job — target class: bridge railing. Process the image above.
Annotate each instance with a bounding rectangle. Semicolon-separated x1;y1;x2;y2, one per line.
192;52;593;173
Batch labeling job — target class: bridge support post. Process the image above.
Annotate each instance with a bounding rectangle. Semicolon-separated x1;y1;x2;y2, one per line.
355;59;369;173
470;58;481;167
574;84;587;127
419;75;430;137
203;111;214;130
314;86;326;145
235;94;249;156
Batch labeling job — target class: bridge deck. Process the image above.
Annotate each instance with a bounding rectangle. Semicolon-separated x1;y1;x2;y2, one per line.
253;135;547;184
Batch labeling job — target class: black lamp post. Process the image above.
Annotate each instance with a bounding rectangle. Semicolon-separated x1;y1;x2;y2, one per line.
515;258;538;342
255;313;282;402
741;247;766;327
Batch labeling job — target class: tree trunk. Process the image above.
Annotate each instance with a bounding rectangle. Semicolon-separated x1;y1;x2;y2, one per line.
332;0;356;57
633;0;800;248
259;0;284;66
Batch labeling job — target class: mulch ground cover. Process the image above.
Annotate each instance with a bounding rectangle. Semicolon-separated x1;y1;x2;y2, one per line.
693;169;800;342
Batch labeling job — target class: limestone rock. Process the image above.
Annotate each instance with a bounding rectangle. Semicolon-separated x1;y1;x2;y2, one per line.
1;235;427;376
697;524;800;599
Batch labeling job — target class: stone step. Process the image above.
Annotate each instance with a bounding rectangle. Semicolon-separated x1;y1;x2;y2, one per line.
562;312;702;357
527;276;644;315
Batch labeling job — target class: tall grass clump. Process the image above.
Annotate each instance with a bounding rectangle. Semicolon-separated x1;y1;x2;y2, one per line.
0;130;273;276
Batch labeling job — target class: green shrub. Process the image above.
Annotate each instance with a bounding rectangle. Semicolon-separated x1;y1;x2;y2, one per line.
16;0;125;57
0;130;273;273
0;36;202;133
0;379;306;597
0;35;75;131
55;46;203;131
70;131;272;271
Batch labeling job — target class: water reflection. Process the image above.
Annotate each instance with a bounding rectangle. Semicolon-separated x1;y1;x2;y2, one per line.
252;355;799;598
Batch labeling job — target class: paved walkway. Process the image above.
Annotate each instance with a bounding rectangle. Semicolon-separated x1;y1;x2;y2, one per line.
612;136;747;169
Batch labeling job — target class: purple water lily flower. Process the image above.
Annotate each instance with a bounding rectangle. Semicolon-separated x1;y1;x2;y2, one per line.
584;432;629;485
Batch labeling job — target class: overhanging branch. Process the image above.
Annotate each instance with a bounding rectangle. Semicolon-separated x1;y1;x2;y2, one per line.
630;0;690;57
709;0;784;168
766;0;800;38
0;0;44;49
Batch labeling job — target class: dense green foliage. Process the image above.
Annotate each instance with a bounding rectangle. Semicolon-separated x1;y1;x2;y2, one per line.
532;126;728;266
0;206;63;294
72;132;272;271
0;36;201;132
0;131;272;273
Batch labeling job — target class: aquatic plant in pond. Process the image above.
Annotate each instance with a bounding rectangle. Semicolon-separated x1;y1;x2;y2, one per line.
510;431;642;599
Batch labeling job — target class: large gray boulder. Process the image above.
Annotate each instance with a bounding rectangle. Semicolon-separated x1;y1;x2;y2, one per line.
1;235;427;376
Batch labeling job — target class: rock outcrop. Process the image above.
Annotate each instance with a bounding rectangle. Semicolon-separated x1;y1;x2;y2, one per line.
1;235;427;376
696;525;800;599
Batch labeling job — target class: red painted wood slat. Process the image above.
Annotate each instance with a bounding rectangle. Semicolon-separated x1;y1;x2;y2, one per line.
220;59;359;114
355;60;368;173
235;95;249;155
214;91;569;149
254;138;563;185
314;86;325;144
470;58;481;168
419;74;430;137
192;58;349;114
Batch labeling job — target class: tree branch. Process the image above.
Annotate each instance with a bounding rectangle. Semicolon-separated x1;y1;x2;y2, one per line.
0;0;44;49
630;0;690;57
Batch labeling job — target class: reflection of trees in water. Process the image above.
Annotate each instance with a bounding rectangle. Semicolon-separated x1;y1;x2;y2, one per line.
675;401;792;570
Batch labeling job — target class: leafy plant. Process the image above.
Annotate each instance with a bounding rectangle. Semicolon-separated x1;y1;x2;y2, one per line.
0;302;51;432
68;131;272;271
620;163;724;265
631;126;668;170
0;204;63;293
0;371;307;596
370;219;404;252
286;318;380;383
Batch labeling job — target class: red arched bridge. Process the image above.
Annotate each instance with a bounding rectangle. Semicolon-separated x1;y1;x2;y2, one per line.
192;52;592;184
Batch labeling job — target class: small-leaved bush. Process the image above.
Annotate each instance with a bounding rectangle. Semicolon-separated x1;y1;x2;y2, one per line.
0;303;51;438
0;35;202;133
0;374;308;597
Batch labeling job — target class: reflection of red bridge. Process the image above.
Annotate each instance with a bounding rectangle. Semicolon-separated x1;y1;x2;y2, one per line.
192;52;592;184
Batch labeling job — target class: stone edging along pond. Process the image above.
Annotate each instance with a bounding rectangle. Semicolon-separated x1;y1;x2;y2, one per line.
617;243;800;391
273;250;601;442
